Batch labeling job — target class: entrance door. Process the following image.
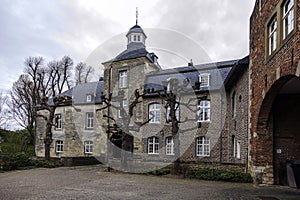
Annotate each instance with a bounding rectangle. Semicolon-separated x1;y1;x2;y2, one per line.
273;78;300;185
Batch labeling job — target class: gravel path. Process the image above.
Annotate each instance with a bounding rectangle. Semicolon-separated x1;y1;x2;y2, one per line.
0;165;299;200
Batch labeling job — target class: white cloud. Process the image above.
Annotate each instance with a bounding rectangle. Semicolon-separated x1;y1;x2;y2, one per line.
0;0;256;91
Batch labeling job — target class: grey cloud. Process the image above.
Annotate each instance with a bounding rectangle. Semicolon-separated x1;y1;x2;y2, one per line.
152;0;255;61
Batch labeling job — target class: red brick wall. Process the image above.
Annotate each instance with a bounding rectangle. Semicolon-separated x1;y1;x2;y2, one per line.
249;0;300;184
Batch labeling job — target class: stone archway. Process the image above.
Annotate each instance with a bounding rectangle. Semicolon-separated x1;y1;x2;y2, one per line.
255;75;300;185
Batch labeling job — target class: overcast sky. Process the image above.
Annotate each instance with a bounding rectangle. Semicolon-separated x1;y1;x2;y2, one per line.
0;0;256;92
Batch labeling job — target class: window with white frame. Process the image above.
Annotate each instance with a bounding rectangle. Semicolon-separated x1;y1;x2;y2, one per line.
149;103;161;123
165;137;174;155
199;73;210;87
196;137;210;157
236;141;241;159
84;141;93;154
166;103;179;123
148;137;159;154
86;112;94;129
232;135;236;157
55;113;62;130
283;0;294;39
119;99;127;118
268;17;277;55
86;94;92;102
119;70;128;88
197;100;211;122
56;140;63;153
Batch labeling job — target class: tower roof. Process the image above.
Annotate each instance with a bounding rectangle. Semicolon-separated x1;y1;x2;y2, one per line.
126;24;146;37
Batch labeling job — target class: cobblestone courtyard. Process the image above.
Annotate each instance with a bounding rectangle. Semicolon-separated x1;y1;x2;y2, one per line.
0;165;299;200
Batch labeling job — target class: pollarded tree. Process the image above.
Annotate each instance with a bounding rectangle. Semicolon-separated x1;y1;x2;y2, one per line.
35;56;73;161
99;89;152;170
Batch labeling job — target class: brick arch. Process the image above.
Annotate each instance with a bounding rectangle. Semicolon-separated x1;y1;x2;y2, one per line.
252;75;296;184
256;75;295;136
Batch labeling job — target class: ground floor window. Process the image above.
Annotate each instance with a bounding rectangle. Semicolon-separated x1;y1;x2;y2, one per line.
56;140;63;153
196;137;210;157
165;137;174;155
84;141;93;154
148;137;159;154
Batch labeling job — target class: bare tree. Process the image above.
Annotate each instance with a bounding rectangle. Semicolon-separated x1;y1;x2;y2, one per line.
0;91;8;129
36;56;73;161
9;57;44;141
157;77;206;174
99;89;151;170
75;62;94;85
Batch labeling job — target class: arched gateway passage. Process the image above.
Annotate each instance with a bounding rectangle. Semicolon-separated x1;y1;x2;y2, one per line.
256;75;300;185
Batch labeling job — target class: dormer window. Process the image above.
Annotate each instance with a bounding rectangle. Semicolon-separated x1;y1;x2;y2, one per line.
199;73;210;87
86;94;92;102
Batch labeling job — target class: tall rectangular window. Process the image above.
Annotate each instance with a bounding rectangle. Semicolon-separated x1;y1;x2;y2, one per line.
86;112;94;129
119;70;128;88
268;17;277;55
149;103;161;123
84;141;94;154
197;100;211;122
232;92;236;118
119;99;127;118
166;103;179;123
236;141;241;159
148;137;159;154
196;137;210;157
199;73;210;87
56;140;63;153
283;0;294;39
55;113;62;130
165;137;174;155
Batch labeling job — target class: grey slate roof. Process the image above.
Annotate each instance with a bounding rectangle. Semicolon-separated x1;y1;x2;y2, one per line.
126;25;146;36
55;81;103;106
55;57;248;105
72;81;103;105
144;59;240;94
114;47;149;62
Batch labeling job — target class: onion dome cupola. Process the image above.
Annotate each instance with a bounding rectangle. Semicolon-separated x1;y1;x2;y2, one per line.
126;8;147;50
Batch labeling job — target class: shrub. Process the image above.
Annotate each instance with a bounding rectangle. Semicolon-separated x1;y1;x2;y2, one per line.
186;168;253;183
149;168;171;176
0;153;56;171
32;159;56;168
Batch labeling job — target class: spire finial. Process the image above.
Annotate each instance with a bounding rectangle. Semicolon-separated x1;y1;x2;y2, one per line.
136;7;138;25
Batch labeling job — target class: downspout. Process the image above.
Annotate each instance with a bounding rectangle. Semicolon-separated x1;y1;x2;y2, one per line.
219;93;223;163
107;66;112;171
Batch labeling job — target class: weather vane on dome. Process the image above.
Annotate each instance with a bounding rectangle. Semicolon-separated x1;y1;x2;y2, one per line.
136;7;138;25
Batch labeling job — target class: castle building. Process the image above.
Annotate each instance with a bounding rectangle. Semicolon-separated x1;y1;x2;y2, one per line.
35;21;249;172
35;1;300;185
249;0;300;185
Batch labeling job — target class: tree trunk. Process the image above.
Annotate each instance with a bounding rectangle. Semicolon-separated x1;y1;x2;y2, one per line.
44;108;55;161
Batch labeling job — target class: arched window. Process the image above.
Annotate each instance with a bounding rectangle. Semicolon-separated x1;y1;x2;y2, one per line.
149;103;161;123
148;136;159;154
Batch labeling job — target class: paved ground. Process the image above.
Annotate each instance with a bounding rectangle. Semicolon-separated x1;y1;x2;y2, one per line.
0;165;299;200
